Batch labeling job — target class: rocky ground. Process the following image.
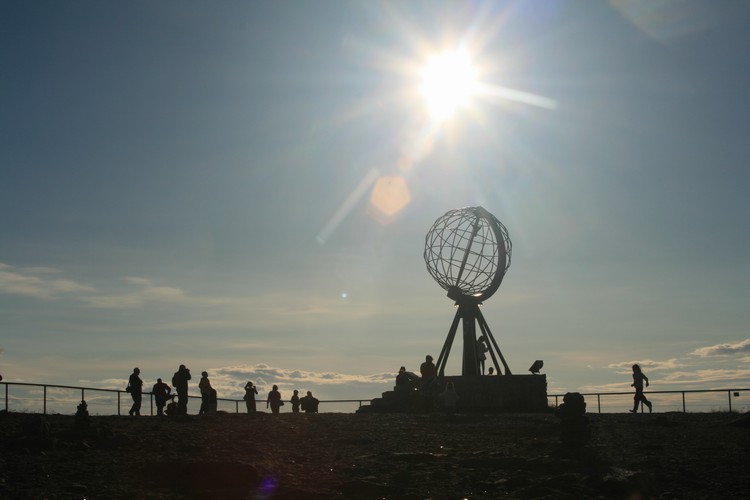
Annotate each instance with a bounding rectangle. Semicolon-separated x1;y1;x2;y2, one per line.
1;410;749;499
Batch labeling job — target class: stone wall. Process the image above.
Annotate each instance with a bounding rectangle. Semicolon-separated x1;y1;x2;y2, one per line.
446;374;548;412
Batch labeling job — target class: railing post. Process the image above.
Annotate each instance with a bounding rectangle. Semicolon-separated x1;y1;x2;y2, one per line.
597;394;601;413
4;384;7;412
44;385;47;415
236;401;239;413
150;394;154;416
555;395;559;407
81;388;85;403
728;391;732;413
118;391;121;416
682;392;686;413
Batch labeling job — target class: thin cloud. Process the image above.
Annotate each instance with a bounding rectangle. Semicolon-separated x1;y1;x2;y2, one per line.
659;368;750;385
607;358;683;373
170;363;395;401
79;364;395;409
83;277;188;309
690;339;750;357
0;262;94;299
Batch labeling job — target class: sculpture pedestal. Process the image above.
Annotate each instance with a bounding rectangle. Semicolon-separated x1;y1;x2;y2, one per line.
449;374;548;412
357;374;548;413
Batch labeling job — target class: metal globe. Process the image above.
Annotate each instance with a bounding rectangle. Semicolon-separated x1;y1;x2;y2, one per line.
424;206;512;303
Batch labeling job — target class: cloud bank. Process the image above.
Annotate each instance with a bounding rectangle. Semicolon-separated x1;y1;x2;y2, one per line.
690;339;750;357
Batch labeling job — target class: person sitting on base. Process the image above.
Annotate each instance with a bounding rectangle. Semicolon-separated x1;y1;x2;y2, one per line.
395;366;418;391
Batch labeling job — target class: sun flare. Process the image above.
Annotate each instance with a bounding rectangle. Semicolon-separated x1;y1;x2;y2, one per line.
419;50;479;122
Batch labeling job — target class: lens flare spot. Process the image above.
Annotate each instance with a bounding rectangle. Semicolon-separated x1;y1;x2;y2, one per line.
368;175;411;223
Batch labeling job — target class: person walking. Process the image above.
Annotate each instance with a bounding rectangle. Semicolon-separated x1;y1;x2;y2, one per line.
244;381;258;413
172;364;192;415
266;384;283;414
151;378;172;416
127;367;143;416
630;364;653;413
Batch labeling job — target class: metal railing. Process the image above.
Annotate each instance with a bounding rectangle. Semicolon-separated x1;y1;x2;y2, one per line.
548;388;749;413
2;381;747;415
0;382;368;415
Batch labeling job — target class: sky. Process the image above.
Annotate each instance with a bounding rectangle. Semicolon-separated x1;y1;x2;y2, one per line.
2;1;750;411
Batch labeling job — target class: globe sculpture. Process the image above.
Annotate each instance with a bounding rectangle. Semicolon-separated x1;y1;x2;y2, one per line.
424;206;513;377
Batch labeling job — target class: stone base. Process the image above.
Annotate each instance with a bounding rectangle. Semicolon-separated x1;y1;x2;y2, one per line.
357;374;548;413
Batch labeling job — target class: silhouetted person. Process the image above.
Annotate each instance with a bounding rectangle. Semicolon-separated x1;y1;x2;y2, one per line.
300;391;319;413
439;380;459;414
244;381;258;413
630;364;653;413
75;400;89;429
208;388;218;413
396;366;418;392
476;336;489;374
420;355;437;391
556;392;590;447
152;378;172;416
290;389;301;413
487;367;495;376
127;367;143;416
198;371;213;415
172;364;191;415
396;366;409;387
267;385;282;414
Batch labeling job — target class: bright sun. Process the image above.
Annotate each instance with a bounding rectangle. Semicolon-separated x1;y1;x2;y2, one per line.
419;49;479;122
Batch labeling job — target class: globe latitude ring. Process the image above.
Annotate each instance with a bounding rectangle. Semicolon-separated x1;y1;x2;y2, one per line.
424;206;512;304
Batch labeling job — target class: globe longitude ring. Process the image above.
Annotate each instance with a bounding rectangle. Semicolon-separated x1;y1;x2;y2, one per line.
423;206;512;304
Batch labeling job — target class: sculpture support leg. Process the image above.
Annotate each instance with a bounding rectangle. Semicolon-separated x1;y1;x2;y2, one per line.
461;304;480;376
436;308;461;377
477;307;512;375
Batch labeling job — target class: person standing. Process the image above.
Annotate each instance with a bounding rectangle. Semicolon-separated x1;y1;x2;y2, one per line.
244;381;258;413
198;371;213;415
300;391;319;413
630;364;653;413
127;367;143;416
439;380;459;414
420;355;437;391
172;364;191;415
151;378;172;416
266;384;283;414
290;389;301;413
476;336;489;374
